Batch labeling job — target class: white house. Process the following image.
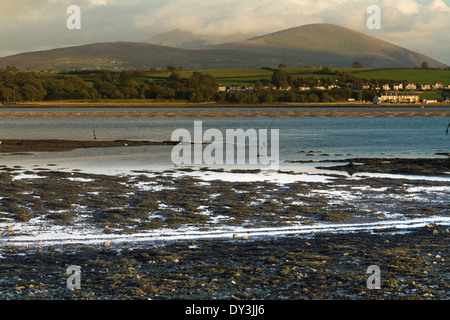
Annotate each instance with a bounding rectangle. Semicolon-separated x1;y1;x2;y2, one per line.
393;83;403;91
405;83;417;90
229;84;242;92
218;85;227;92
420;84;431;91
379;92;420;103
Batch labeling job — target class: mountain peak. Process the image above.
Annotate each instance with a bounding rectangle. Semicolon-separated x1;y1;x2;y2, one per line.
141;29;255;49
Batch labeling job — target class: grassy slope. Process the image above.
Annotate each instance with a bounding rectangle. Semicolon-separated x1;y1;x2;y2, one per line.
353;69;450;85
145;67;450;86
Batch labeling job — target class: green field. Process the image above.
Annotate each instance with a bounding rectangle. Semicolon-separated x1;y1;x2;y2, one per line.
350;68;450;85
35;67;450;89
144;67;450;86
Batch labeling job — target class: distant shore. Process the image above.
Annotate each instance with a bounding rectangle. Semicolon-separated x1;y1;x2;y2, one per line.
2;100;450;109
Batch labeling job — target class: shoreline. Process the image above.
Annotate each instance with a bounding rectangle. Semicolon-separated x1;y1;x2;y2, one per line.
0;139;178;153
0;139;448;176
0;109;449;118
3;101;450;109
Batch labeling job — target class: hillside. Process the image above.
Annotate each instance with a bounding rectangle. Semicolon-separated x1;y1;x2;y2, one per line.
0;23;446;71
204;23;446;69
0;42;282;71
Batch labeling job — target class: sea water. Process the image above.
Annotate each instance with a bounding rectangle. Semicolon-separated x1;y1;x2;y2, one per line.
0;107;448;174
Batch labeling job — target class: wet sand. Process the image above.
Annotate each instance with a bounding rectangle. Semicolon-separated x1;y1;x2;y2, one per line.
0;139;178;153
300;158;450;177
0;109;449;118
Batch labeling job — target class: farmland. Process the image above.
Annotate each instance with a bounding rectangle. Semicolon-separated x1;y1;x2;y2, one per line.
142;67;450;87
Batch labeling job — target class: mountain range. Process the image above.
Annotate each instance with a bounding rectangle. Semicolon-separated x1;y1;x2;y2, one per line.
0;23;446;71
141;29;255;49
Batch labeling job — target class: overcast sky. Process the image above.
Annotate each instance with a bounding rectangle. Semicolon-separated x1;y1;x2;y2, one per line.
1;0;449;65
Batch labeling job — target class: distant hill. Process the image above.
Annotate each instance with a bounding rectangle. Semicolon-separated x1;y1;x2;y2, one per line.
0;23;446;71
141;29;255;49
205;23;447;69
0;42;283;71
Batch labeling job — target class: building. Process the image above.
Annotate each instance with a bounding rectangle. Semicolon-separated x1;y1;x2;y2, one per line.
378;92;420;103
423;99;438;104
382;84;391;91
420;84;431;91
228;84;242;92
432;82;444;90
393;83;403;91
405;83;417;90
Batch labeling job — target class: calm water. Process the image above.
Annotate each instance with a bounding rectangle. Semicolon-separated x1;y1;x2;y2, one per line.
0;108;448;174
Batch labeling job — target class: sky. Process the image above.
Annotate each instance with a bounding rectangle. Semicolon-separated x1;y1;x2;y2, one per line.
0;0;449;65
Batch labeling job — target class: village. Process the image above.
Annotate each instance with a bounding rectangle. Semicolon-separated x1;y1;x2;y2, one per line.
218;80;450;104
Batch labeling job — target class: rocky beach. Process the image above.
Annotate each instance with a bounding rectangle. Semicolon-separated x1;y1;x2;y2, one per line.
0;157;448;300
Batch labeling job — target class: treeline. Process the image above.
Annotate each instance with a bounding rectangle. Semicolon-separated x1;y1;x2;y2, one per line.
217;88;376;104
0;68;219;103
1;67;448;104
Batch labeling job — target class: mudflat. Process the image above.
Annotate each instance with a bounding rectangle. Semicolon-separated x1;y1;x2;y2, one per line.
0;109;449;118
0;139;178;153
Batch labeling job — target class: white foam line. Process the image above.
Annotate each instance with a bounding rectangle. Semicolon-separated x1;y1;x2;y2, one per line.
2;216;449;247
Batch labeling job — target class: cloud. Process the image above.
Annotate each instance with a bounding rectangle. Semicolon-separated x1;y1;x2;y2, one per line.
0;0;449;64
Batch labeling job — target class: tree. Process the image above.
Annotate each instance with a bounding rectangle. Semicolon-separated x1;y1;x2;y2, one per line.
271;70;292;89
187;72;218;101
421;61;429;69
353;61;364;68
0;86;14;103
